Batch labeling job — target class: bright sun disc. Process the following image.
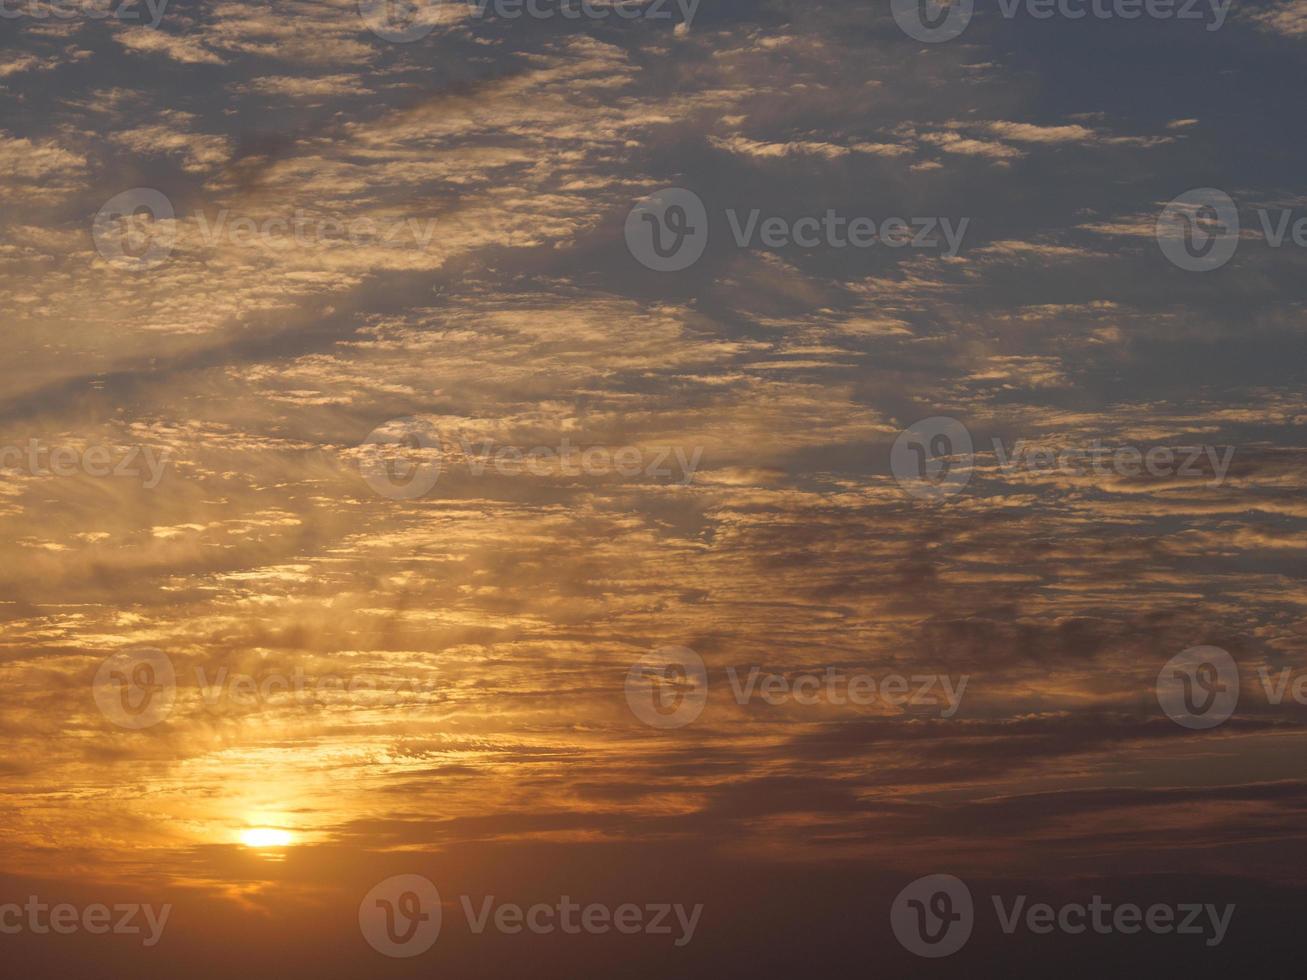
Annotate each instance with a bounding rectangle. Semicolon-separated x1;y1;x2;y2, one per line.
240;828;294;848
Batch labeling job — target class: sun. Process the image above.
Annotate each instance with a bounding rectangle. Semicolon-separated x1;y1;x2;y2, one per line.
239;827;295;848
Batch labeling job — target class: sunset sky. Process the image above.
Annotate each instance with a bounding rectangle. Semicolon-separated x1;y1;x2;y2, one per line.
2;0;1307;975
